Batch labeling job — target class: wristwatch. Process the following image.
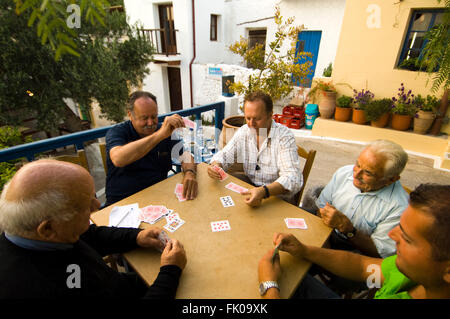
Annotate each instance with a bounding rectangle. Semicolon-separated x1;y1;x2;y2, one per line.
262;185;270;199
259;281;279;296
345;227;357;239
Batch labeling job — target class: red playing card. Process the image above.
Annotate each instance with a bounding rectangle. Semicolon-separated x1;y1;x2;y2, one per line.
285;218;307;229
211;220;231;232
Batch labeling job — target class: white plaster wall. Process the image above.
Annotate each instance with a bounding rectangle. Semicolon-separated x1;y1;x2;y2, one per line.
123;0;345;114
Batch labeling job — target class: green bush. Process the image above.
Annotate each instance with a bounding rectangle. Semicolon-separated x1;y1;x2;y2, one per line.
0;126;32;191
364;98;393;122
337;95;353;108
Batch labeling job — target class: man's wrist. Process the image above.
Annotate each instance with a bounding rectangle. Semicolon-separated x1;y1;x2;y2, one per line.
183;168;196;176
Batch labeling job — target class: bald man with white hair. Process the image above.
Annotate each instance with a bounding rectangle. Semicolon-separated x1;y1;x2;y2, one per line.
0;159;187;299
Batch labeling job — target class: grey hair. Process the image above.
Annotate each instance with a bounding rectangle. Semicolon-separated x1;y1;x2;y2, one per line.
0;181;78;236
365;140;408;179
127;91;157;112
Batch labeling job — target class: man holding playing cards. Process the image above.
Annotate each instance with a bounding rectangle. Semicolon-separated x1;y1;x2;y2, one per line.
207;91;302;207
105;91;198;206
0;159;187;298
258;184;450;299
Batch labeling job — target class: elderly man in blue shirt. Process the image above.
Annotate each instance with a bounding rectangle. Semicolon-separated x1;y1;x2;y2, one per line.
316;139;409;259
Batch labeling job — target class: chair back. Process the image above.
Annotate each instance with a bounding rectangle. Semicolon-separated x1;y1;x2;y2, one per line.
54;149;90;172
294;145;317;207
99;142;108;174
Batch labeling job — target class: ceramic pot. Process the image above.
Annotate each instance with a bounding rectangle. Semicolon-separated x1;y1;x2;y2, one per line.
352;108;367;124
391;114;412;131
318;91;336;119
334;107;352;122
370;113;390;128
413;111;435;134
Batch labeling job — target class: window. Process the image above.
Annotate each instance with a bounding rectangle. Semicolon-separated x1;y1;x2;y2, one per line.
210;14;218;41
397;9;444;71
247;29;267;69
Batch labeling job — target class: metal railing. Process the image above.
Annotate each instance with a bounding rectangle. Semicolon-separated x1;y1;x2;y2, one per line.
139;28;179;56
0;102;225;163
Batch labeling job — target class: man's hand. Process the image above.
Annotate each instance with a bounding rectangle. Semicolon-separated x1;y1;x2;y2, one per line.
258;248;281;283
319;203;353;234
241;186;265;207
273;233;306;259
207;162;223;180
158;114;185;139
182;170;198;200
161;239;187;270
136;227;165;252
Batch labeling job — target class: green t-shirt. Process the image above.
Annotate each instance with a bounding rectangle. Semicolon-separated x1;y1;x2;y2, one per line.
374;255;417;299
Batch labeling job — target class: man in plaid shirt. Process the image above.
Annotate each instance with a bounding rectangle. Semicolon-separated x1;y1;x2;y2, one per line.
208;91;303;207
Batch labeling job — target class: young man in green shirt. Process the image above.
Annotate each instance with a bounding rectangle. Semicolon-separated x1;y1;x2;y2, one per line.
258;184;450;299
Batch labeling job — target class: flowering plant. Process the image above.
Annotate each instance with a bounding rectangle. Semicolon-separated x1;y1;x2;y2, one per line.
352;89;374;110
391;83;416;116
413;94;439;113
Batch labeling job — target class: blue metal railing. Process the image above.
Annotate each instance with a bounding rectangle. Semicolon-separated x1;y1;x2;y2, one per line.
0;102;225;163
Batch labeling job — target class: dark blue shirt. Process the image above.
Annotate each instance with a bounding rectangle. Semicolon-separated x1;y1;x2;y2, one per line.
105;121;182;205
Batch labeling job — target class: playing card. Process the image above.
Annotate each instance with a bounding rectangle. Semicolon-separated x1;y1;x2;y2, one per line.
220;196;235;207
225;182;248;194
211;220;231;232
212;165;228;181
174;183;186;201
166;212;180;223
164;218;185;233
139;205;169;224
157;230;171;252
284;218;308;229
183;117;196;129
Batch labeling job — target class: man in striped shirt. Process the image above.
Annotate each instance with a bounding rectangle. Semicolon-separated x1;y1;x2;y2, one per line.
208;91;303;207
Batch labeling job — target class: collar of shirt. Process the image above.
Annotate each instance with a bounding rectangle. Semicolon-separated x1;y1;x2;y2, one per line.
244;120;276;153
5;233;74;251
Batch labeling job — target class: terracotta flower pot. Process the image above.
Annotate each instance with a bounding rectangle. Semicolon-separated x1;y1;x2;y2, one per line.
370;113;390;128
318;91;336;119
220;115;245;148
413;111;435;134
334;107;352;122
352;108;367;124
391;114;412;131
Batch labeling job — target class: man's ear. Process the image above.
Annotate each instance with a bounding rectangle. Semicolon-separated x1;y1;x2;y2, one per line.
36;220;56;241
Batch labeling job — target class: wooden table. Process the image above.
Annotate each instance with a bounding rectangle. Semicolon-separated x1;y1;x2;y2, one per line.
91;163;332;298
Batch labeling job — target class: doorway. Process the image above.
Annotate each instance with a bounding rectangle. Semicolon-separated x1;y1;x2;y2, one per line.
168;67;183;111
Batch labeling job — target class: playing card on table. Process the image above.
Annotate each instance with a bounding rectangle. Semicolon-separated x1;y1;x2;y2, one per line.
284;218;308;229
139;205;169;224
165;212;180;223
220;195;235;207
212;165;228;181
211;220;231;232
164;217;185;233
225;182;248;194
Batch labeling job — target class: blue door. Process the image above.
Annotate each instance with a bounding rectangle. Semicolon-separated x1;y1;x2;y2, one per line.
293;31;322;88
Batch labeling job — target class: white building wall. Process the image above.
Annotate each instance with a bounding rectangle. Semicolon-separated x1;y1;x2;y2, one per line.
123;0;346;115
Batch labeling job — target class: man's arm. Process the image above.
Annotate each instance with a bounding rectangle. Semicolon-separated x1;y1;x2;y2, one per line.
274;233;384;284
110;115;184;167
180;151;198;200
241;182;287;207
319;203;381;258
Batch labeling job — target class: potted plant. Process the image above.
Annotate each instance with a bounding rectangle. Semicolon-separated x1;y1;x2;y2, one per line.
308;80;337;119
364;98;392;128
391;83;416;131
351;89;374;124
413;94;438;134
334;95;353;122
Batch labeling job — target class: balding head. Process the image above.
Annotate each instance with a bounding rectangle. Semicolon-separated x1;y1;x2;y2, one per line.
0;160;96;238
